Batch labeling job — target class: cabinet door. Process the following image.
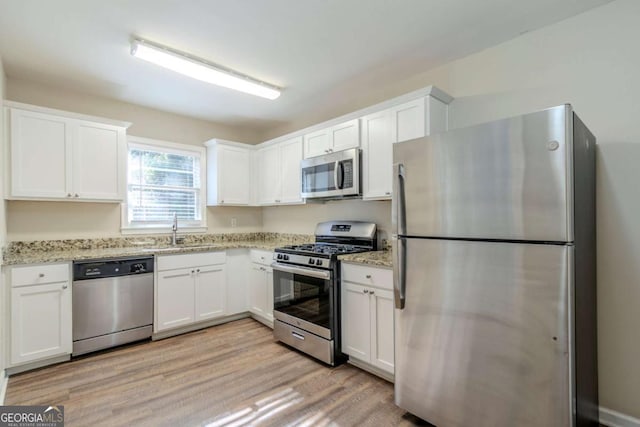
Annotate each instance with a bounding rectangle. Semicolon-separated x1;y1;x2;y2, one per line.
331;119;360;152
341;281;371;361
249;265;267;317
361;109;393;200
257;145;281;205
265;267;274;322
303;128;331;158
195;265;226;321
225;249;250;315
11;282;72;365
219;145;251;205
72;121;124;201
156;268;195;332
279;137;304;204
10;109;70;198
390;98;425;143
370;288;395;374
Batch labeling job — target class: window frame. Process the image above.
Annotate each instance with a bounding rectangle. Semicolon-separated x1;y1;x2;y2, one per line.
121;136;207;234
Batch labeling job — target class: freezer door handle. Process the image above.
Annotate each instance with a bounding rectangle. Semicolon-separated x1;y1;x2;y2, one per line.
392;163;407;236
393;236;407;309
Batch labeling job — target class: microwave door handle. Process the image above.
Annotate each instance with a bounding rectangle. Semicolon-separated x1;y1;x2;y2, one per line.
333;161;341;190
337;161;345;189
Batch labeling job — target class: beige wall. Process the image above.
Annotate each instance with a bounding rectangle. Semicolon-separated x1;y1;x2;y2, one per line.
264;0;640;418
6;202;262;241
7;78;261;146
4;78;264;241
263;199;391;240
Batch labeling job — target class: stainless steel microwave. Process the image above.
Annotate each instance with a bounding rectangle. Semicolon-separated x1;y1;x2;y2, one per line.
301;148;361;199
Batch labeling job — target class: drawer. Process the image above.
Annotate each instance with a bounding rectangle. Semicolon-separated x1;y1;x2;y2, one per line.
251;250;273;265
12;263;70;287
341;263;392;290
157;251;226;271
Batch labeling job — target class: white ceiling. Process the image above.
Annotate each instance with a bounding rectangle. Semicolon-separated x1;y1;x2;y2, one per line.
0;0;612;135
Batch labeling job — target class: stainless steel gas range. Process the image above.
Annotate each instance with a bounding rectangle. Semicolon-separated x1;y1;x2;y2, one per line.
271;221;377;365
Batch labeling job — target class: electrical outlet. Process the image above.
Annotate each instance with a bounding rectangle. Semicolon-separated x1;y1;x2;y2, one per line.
231;217;237;228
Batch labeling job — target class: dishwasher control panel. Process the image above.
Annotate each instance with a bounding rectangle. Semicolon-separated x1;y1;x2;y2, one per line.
73;256;154;280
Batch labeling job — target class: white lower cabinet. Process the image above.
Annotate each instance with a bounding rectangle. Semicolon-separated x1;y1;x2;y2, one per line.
249;250;274;325
155;252;226;332
10;263;72;366
341;263;394;376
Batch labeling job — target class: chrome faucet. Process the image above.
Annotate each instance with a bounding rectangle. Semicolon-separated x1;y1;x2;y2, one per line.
171;212;178;246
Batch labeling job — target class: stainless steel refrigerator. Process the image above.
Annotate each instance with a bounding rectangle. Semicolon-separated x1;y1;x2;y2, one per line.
392;105;598;427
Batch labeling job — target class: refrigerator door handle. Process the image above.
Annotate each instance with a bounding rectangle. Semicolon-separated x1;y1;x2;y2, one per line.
392;163;407;236
393;235;407;309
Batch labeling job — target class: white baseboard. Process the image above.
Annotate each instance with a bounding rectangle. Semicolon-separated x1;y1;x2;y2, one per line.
600;407;640;427
0;370;7;405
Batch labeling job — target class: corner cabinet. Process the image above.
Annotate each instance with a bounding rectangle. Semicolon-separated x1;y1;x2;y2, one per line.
205;139;252;206
6;102;129;202
341;263;395;377
362;93;451;200
155;252;226;332
257;136;304;206
10;263;72;366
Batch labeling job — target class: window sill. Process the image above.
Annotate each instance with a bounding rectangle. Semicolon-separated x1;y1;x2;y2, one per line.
121;226;208;235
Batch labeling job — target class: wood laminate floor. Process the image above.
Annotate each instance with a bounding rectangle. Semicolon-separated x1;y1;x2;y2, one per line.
6;318;425;427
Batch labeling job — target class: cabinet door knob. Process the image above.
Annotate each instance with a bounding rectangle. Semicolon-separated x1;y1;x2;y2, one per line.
366;274;372;279
196;269;200;273
363;289;369;294
39;273;45;278
74;193;79;198
385;192;391;196
67;193;72;197
62;284;68;289
191;270;195;274
220;200;224;204
369;290;375;295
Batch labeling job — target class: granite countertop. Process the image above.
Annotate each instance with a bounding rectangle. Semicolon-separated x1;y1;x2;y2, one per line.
338;250;393;268
2;233;312;266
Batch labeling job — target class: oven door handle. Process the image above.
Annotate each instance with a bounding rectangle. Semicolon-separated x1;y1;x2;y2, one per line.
271;262;331;280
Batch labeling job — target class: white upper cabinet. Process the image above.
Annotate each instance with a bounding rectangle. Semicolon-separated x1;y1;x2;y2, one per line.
257;136;303;205
361;95;450;200
7;103;129;202
303;119;359;158
361;109;393;200
206;139;252;206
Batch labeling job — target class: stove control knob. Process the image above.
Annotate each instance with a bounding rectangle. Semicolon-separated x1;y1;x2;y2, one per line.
308;258;314;264
316;259;323;266
283;254;290;261
277;254;283;260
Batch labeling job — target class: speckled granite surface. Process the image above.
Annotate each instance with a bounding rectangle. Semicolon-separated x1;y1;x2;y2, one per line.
2;233;314;265
338;250;392;268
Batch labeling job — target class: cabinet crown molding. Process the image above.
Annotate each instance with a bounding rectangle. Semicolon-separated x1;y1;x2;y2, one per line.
4;100;132;129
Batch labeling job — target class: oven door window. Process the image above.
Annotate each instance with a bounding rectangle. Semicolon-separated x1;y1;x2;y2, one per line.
302;162;337;193
273;269;331;330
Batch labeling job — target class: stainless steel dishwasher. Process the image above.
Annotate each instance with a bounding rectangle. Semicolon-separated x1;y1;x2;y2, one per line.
72;256;154;356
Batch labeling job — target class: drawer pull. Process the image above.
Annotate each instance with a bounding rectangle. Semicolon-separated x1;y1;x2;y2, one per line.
39;273;45;278
291;331;305;340
366;274;372;279
363;289;369;294
62;284;68;289
369;290;375;295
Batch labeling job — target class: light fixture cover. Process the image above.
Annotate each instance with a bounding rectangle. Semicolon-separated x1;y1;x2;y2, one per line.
130;38;281;100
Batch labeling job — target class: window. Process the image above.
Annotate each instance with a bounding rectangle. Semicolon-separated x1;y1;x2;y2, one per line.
123;137;206;232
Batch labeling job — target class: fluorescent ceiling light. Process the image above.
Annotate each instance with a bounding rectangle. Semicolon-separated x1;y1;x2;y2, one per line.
130;38;281;100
